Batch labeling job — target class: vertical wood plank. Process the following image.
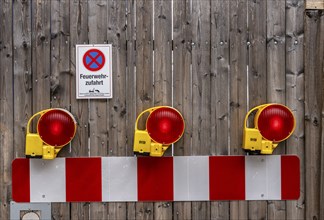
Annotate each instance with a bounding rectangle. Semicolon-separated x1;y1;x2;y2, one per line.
173;0;192;157
125;0;136;157
106;0;128;219
267;0;287;162
211;0;230;156
285;0;305;219
267;0;287;218
69;0;90;219
229;0;249;219
135;0;154;219
210;0;230;219
247;0;267;219
173;0;192;218
153;1;173;218
0;0;13;219
87;0;109;219
126;0;137;217
50;0;71;218
191;0;211;219
13;0;32;158
305;10;323;220
153;0;172;107
31;0;51;112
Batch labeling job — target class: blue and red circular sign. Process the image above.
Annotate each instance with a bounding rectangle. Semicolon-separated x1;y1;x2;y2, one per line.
83;49;105;71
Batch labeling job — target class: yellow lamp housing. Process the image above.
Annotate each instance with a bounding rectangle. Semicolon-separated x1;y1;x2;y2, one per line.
133;106;185;157
242;103;296;154
25;108;77;159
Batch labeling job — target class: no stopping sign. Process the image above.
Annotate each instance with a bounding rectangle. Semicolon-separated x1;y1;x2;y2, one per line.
76;45;112;99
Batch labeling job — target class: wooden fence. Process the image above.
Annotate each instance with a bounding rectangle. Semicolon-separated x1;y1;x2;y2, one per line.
0;0;323;219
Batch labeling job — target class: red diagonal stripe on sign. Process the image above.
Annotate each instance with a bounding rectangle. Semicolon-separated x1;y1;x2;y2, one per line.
87;52;101;67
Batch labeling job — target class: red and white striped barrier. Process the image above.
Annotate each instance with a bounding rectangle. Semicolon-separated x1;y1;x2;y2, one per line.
12;155;300;202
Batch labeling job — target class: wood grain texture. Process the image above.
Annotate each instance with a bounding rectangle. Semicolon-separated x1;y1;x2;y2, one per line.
13;0;32;158
247;0;268;219
69;0;90;219
50;0;71;218
135;1;154;219
106;0;128;218
126;0;137;217
31;0;51;112
286;0;305;219
306;0;324;9
153;1;173;218
229;0;249;219
210;0;230;219
267;0;287;218
173;0;192;218
87;0;109;218
0;1;13;219
173;0;192;157
191;1;211;219
305;10;324;220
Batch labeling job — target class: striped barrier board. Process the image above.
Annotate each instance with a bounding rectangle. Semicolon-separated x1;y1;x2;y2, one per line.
12;155;300;202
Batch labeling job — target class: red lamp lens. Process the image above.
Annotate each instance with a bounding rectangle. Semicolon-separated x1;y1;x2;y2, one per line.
257;104;295;142
146;107;185;145
38;109;76;147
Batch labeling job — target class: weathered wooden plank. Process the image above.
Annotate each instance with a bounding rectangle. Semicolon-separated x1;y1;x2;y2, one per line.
229;0;249;219
126;0;136;157
267;0;287;218
13;0;32;158
31;0;51;112
305;10;324;220
126;0;137;218
247;0;268;219
153;0;172;107
173;0;192;157
191;0;211;219
173;0;192;218
135;0;154;219
210;0;230;219
87;0;109;218
69;0;90;219
106;0;128;219
211;0;230;156
285;0;305;219
0;1;13;219
153;1;173;218
51;0;71;110
267;0;286;104
50;0;71;218
306;0;324;9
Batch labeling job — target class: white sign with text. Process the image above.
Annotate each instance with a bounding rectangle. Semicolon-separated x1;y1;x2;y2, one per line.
76;44;112;99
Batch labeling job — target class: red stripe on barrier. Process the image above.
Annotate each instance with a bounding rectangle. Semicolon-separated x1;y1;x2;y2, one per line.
137;157;173;201
281;155;300;200
12;158;30;202
209;156;245;200
66;158;102;202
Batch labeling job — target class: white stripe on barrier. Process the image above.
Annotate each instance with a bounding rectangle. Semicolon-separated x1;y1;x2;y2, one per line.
173;156;209;201
245;155;281;200
30;158;66;202
102;157;137;202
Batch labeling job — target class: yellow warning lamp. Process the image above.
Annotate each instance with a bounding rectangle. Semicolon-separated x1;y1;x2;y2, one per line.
133;106;185;157
25;108;77;159
243;103;296;154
